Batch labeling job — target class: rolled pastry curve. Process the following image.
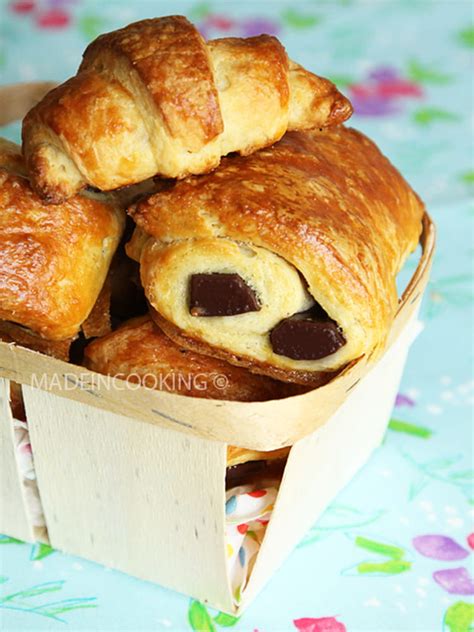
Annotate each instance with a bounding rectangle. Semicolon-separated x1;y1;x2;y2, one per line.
0;139;124;341
22;15;352;203
130;127;424;386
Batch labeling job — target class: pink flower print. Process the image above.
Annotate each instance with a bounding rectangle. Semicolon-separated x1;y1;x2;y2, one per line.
206;14;234;31
348;65;423;117
36;8;70;28
9;0;35;13
349;84;402;116
377;80;423;99
294;617;346;632
368;67;423;97
19;443;32;455
9;0;73;29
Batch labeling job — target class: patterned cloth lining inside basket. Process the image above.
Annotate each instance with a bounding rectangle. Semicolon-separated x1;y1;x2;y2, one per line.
226;484;278;604
13;417;277;602
12;418;46;529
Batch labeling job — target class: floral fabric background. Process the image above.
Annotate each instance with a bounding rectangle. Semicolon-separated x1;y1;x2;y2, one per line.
0;0;473;630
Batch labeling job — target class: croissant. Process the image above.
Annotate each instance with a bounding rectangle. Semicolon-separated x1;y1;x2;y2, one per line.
22;15;352;203
0;138;124;342
128;126;425;386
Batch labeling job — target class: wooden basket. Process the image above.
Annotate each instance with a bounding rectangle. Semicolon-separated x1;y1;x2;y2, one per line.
0;82;435;614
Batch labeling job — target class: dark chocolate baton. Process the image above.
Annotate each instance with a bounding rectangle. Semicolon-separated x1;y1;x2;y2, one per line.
270;306;346;360
189;273;260;317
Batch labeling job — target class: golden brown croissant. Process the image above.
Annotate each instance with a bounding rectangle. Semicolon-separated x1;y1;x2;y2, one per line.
0;138;124;341
129;126;424;386
84;315;301;402
22;15;352;203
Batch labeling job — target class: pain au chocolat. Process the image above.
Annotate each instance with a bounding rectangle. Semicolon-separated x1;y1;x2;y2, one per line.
0;138;124;348
128;126;424;387
22;15;351;203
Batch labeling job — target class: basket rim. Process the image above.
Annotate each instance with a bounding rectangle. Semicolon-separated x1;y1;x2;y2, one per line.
0;213;435;449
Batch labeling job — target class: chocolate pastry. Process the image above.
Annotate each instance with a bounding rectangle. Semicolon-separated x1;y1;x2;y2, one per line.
130;126;424;386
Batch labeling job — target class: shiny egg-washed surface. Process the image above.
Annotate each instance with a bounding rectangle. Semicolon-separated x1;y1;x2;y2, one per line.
133;126;423;384
0;1;472;631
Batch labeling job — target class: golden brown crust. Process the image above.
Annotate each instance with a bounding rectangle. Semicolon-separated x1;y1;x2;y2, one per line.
0;140;125;340
287;61;351;131
80;275;112;339
132;126;424;385
80;16;223;149
209;34;290;130
22;72;145;202
84;315;300;401
22;16;352;202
